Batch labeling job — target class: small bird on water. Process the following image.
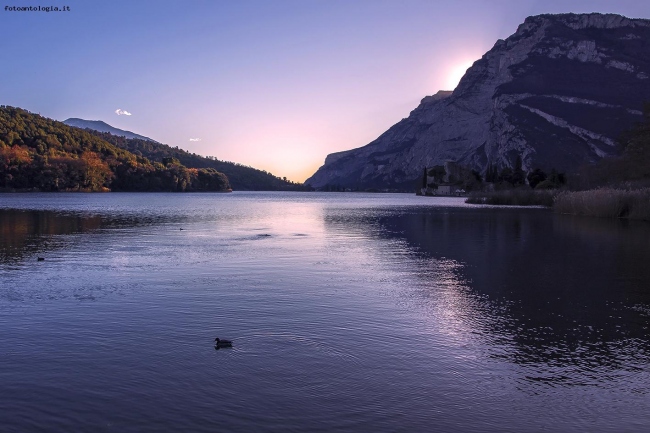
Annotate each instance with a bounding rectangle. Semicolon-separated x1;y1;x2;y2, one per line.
37;257;45;261
214;338;233;349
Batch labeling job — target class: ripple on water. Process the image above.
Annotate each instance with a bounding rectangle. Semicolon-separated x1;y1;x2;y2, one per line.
2;194;650;432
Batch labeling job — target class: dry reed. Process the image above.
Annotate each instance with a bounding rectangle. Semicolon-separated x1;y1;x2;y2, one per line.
465;189;557;206
554;188;650;220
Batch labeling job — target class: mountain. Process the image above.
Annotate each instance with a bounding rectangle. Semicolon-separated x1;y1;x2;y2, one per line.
68;121;310;191
63;118;158;142
306;13;650;190
0;106;230;192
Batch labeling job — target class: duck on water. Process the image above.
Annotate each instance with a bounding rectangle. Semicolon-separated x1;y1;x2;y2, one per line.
215;338;232;349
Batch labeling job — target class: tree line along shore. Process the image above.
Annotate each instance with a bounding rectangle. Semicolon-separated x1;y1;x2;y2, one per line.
0;106;311;193
0;107;230;192
2;104;649;220
463;105;650;221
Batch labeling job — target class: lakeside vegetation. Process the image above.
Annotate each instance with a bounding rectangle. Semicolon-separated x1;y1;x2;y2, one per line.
466;189;558;207
464;105;650;221
555;188;650;220
551;105;650;220
0;106;230;192
465;188;650;221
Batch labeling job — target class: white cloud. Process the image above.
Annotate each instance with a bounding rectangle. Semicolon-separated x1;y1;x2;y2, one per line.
189;138;201;142
115;109;132;116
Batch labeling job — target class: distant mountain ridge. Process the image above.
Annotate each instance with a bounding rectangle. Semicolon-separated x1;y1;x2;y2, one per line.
306;13;650;190
63;118;158;143
68;122;310;191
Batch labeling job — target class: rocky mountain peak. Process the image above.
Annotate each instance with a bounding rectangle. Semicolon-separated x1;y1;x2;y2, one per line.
305;13;650;190
421;90;453;104
524;12;650;31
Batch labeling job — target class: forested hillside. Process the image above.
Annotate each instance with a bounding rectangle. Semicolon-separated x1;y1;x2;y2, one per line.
0;106;230;192
86;130;311;191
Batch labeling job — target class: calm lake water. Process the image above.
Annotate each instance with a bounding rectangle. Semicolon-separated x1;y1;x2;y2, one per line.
1;192;649;432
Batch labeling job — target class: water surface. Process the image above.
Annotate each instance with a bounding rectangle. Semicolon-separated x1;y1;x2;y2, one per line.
1;192;649;432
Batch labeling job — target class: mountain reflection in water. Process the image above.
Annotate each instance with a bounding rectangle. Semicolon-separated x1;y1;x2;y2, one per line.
373;207;650;385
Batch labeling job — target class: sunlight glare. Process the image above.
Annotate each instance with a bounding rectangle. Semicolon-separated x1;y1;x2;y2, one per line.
445;60;475;90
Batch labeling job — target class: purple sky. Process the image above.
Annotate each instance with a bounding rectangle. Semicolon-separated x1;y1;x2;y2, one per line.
3;0;650;181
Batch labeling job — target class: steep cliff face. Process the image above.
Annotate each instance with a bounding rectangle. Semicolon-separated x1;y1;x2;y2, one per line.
306;13;650;189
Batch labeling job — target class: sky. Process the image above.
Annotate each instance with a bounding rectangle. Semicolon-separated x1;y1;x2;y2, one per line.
2;0;650;182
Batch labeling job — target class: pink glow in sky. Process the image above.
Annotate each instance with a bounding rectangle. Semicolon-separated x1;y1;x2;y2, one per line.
3;0;650;182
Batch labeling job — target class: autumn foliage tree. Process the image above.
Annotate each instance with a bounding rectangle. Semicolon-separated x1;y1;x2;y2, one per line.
0;106;230;192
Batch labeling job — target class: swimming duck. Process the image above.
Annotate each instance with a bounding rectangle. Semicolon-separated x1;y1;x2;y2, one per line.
37;257;45;261
214;338;233;348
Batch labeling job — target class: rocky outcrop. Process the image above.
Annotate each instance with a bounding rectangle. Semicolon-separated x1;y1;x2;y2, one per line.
306;13;650;189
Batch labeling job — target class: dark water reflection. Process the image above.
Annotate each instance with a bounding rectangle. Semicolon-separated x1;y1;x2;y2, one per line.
2;193;650;432
373;208;650;384
0;210;103;263
0;208;192;264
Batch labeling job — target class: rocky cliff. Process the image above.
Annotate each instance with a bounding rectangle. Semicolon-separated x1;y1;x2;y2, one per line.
306;13;650;189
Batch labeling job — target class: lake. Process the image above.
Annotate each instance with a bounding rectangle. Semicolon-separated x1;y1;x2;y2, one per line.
1;192;649;432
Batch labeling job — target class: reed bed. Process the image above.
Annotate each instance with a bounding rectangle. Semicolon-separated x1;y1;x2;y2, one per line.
554;188;650;220
465;189;557;207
